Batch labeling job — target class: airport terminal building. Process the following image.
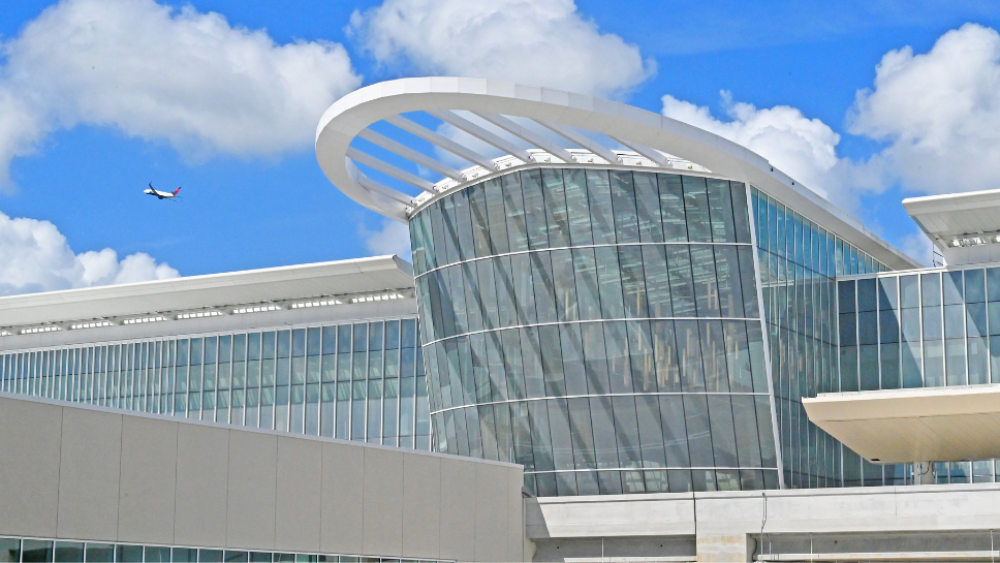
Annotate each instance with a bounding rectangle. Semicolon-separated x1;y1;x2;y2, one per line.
4;77;1000;561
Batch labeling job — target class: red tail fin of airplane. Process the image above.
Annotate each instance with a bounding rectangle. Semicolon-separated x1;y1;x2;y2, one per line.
173;188;181;195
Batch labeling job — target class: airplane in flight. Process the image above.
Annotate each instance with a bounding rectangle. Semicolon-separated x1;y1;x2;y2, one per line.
144;183;181;200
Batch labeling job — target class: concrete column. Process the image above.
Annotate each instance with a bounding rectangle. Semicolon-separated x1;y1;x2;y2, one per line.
914;461;934;485
696;533;748;562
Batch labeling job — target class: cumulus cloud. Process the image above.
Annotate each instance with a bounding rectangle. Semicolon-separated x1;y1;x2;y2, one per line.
849;23;1000;194
350;0;654;98
662;92;845;199
0;0;361;185
0;211;178;296
361;218;412;260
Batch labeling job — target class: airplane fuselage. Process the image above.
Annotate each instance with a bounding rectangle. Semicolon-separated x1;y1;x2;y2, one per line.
144;187;180;199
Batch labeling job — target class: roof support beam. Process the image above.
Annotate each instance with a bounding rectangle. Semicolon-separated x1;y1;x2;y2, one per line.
355;173;415;206
346;147;436;193
357;129;465;182
474;112;575;163
536;121;621;164
610;137;670;167
384;115;496;171
428;110;532;163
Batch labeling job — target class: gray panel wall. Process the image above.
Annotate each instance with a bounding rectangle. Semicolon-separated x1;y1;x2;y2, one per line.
0;394;525;562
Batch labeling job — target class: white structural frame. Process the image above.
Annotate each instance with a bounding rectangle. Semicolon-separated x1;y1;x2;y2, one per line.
315;77;918;270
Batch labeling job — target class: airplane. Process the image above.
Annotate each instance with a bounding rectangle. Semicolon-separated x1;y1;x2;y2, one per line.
144;183;181;200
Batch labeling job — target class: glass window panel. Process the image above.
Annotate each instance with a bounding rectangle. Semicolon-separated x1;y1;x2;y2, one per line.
879;309;899;344
675;320;706;392
0;539;18;563
857;312;877;345
502;171;529;252
610;170;639;243
946;338;967;385
714;246;745;318
878;277;898;310
666;246;697;316
690;245;721;317
700;321;729;393
923;305;943;340
921;273;942;306
115;546;142;563
23;540;53;563
966;269;986;303
484;178;510;255
838;280;856;313
737;247;760;318
723;321;753;393
542;168;571;248
900;275;919;309
968;303;988;337
730;182;752;244
596;246;626;319
682;176;711;242
521;168;548;249
604;322;633;394
573;248;602;320
924;339;945;386
880;343;900;390
54;542;83;563
944;270;964;305
657;174;688;242
563;169;593;246
859;345;879;390
902;340;923;388
683;394;715;467
619;246;648;318
552;250;578;322
944;304;965;339
651;320;681;393
585;169;616;245
707;179;737;243
144;548;170;563
857;278;877;312
840;346;858;391
969;336;989;385
530;252;557;324
469;184;492;258
634;172;664;243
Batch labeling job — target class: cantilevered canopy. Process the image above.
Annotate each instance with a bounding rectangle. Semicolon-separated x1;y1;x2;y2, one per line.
315;77;918;270
804;386;1000;464
903;188;1000;251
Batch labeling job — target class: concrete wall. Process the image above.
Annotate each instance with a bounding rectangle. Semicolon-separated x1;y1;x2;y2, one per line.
0;394;524;562
527;484;1000;562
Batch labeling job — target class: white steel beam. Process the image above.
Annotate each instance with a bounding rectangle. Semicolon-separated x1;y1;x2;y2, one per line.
610;137;670;167
428;110;532;163
536;121;621;164
384;115;496;170
357;129;465;182
355;173;415;206
346;147;436;193
475;112;575;163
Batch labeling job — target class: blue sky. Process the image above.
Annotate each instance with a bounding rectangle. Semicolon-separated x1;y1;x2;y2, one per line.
2;0;1000;294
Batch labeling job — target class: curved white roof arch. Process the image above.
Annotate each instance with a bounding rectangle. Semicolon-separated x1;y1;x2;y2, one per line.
315;77;918;270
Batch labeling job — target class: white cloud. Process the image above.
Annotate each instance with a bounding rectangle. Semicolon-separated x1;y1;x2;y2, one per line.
661;91;847;200
849;23;1000;194
350;0;654;98
0;0;361;186
899;231;938;268
0;211;178;296
361;218;412;260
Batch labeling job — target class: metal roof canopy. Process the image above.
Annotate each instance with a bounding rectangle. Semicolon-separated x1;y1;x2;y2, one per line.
0;256;414;328
803;385;1000;464
315;77;920;271
903;188;1000;250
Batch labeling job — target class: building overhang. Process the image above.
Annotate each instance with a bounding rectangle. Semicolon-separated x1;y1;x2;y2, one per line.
803;385;1000;464
0;255;415;335
903;188;1000;258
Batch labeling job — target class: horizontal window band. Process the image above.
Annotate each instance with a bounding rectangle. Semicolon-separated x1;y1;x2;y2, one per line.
430;391;773;415
421;316;764;347
414;241;756;279
524;466;779;474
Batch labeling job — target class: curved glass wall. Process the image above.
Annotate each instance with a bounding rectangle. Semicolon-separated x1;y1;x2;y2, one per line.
410;167;780;496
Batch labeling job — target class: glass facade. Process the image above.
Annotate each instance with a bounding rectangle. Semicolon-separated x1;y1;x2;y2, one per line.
836;266;1000;484
0;536;449;563
0;319;431;450
751;187;892;488
410;167;780;496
